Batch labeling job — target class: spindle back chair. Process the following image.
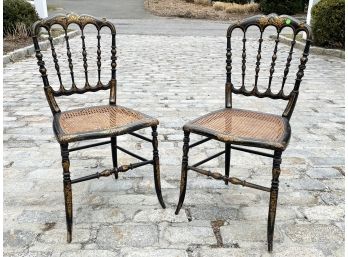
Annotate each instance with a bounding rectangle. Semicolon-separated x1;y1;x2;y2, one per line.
32;13;165;243
175;14;312;252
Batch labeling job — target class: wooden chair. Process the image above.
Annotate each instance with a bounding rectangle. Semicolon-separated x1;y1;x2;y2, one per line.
175;14;312;252
32;13;165;243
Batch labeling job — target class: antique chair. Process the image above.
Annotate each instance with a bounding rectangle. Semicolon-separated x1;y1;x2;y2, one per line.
175;14;311;252
32;13;165;242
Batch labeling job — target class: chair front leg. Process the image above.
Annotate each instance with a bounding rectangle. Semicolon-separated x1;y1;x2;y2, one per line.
60;143;73;243
175;131;190;215
225;143;231;185
111;136;118;179
267;150;282;252
151;126;166;208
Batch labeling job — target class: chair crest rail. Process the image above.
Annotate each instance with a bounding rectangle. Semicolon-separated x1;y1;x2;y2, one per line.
32;13;117;113
225;13;312;118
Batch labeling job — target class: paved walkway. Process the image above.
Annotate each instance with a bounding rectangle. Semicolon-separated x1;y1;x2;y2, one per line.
47;0;156;19
3;19;345;257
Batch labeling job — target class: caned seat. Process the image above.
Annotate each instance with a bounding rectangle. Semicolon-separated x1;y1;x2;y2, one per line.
53;105;159;143
184;108;291;150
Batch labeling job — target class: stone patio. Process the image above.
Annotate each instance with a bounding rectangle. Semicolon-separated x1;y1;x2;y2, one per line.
3;21;345;257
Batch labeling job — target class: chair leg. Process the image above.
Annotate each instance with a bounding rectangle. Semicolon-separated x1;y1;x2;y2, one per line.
175;131;190;215
225;143;231;185
111;136;118;179
151;126;166;209
267;150;282;252
60;143;73;243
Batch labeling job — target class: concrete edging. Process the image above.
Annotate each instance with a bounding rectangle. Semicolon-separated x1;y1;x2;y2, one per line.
271;35;344;59
3;30;81;66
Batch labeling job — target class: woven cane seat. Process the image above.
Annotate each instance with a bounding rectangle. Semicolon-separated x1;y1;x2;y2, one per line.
53;105;159;143
184;108;291;150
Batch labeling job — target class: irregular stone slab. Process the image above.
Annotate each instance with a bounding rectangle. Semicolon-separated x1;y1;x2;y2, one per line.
199;248;261;257
220;222;282;244
4;251;52;257
17;210;65;224
319;191;345;206
89;179;134;192
3;229;38;248
165;191;218;205
39;228;90;243
220;191;261;205
239;206;298;221
163;225;216;245
282;179;328;191
108;194;159;206
302;205;344;221
284;224;344;244
121;248;187;257
189;206;238;221
133;208;187;223
60;250;120;257
261;246;326;257
75;207;126;224
97;224;158;248
307;167;343;179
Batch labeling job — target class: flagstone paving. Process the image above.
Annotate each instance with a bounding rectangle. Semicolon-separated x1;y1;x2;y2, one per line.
3;20;345;257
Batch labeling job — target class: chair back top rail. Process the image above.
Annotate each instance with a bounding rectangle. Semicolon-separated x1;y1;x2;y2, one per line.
225;14;312;119
32;13;117;114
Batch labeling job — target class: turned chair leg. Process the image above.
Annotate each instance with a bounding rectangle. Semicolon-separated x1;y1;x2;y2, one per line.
267;150;282;252
111;136;118;179
61;143;73;243
151;126;166;208
225;143;231;185
175;131;190;215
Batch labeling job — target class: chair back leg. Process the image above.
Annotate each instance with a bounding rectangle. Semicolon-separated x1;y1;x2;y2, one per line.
151;126;166;208
61;143;73;243
267;150;282;252
225;143;231;185
175;131;190;214
111;136;118;179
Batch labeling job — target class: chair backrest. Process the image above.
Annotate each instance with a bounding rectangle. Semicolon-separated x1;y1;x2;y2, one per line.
32;13;117;114
225;14;312;119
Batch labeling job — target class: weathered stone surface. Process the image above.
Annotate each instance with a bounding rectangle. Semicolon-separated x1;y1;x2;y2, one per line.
120;248;187;257
17;210;65;224
261;246;326;257
4;252;52;257
284;224;344;244
220;222;282;244
133;208;187;223
301;205;344;221
238;206;298;221
307;167;343;179
189;206;238;221
39;228;90;243
3;229;38;248
75;207;126;224
163;225;216;245
199;248;261;257
97;225;158;248
60;250;120;257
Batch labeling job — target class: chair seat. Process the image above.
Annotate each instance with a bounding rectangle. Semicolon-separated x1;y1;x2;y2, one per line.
53;105;159;143
184;108;291;150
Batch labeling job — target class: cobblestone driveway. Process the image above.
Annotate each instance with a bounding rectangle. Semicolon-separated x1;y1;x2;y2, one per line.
3;25;345;257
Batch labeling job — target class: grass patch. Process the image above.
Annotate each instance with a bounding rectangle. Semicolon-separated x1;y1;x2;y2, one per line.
47;4;61;11
194;0;212;6
213;2;259;13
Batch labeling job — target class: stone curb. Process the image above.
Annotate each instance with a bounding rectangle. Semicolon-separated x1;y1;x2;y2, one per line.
3;30;81;66
271;35;344;59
